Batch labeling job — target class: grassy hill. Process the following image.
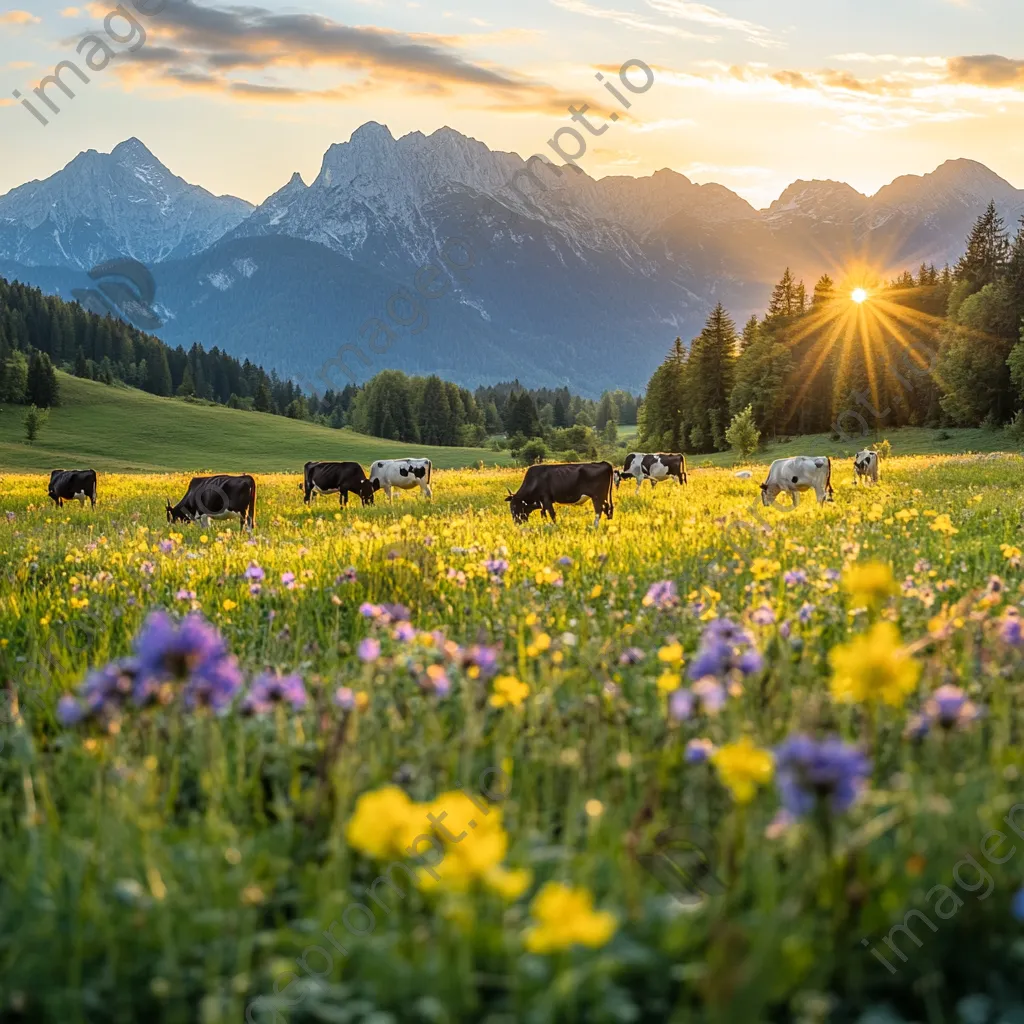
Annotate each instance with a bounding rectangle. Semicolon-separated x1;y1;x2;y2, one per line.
0;374;513;473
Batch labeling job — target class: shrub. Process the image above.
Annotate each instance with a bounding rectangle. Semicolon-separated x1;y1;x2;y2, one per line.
516;439;548;466
871;439;892;460
725;405;761;460
24;405;48;443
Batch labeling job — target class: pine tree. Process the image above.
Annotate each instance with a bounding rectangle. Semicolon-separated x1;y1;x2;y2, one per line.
419;376;452;445
740;315;760;352
506;391;542;438
253;381;272;412
769;269;799;319
552;396;569;428
26;351;59;407
956;200;1010;290
795;280;807;313
638;338;688;451
725;405;761;459
147;348;173;397
812;274;835;305
74;347;89;378
595;392;617;430
177;363;196;397
688;304;738;451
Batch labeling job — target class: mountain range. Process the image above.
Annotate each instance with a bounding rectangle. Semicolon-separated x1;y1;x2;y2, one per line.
2;126;1022;395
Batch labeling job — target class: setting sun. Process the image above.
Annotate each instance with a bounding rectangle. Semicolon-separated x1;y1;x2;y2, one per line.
851;288;869;304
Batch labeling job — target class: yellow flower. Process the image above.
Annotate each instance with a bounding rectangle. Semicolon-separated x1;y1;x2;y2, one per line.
829;622;920;707
1001;543;1022;566
69;597;89;610
345;786;422;860
710;737;773;804
484;865;532;901
222;599;237;611
656;670;679;694
418;792;509;889
589;585;603;599
895;508;918;522
929;513;958;536
842;561;897;608
867;503;884;522
490;675;529;708
750;557;782;582
523;882;616;954
657;642;683;665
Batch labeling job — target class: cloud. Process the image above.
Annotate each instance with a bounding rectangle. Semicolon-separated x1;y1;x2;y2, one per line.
61;6;82;15
644;0;779;47
947;54;1024;86
550;0;713;40
84;0;579;115
0;10;40;25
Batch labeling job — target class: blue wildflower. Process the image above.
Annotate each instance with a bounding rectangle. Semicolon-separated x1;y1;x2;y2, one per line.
242;672;308;715
774;734;871;817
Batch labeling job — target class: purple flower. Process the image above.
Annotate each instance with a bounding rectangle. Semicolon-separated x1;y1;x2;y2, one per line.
140;561;155;576
824;568;841;582
5;511;15;523
904;713;930;740
175;589;196;602
242;672;308;714
692;678;726;714
57;695;86;726
158;539;174;554
668;688;693;721
249;583;262;596
685;738;715;763
335;567;358;585
280;572;297;590
643;580;679;611
924;685;980;730
1000;608;1022;646
244;562;265;581
751;604;775;626
461;644;499;679
783;569;807;586
619;646;645;666
557;556;573;567
359;602;382;620
775;734;871;817
183;656;244;712
381;603;411;624
67;658;139;720
134;611;227;687
688;618;763;681
334;686;355;710
484;557;509;580
393;622;416;644
358;637;381;663
798;603;816;624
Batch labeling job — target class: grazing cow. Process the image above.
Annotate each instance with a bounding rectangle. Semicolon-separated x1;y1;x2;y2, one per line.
760;457;833;508
505;462;614;527
853;450;879;486
48;469;97;508
369;459;432;502
302;461;375;507
166;474;257;530
618;452;688;493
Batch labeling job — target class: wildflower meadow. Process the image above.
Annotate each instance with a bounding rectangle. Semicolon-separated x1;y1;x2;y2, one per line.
3;456;1024;1022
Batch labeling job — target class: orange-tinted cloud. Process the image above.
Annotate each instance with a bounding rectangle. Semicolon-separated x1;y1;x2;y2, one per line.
0;10;40;25
947;54;1024;86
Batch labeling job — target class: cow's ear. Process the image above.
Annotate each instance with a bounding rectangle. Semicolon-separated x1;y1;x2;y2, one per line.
504;494;512;502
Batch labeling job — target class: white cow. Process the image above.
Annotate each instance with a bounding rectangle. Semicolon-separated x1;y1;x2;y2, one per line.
760;456;834;507
369;458;433;502
853;450;879;486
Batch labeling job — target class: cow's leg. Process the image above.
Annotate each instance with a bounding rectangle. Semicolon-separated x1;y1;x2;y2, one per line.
634;477;642;496
790;490;800;508
591;496;603;528
422;482;433;500
543;500;557;524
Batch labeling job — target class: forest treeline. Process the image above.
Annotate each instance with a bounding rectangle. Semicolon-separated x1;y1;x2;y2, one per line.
639;202;1024;452
0;274;634;450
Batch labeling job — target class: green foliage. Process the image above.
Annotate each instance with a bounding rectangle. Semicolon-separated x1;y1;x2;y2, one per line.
23;404;47;443
26;350;59;408
515;438;548;465
872;438;893;460
687;304;738;452
1;351;29;403
724;404;761;459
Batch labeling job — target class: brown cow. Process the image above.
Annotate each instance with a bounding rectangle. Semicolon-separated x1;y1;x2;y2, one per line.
505;462;614;527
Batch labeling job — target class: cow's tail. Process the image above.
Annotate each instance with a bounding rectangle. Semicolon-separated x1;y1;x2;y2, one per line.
681;455;688;485
248;476;257;530
606;463;615;519
826;457;834;499
427;460;432;487
91;473;97;504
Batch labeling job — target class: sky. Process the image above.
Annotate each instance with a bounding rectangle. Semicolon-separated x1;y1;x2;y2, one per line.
1;0;1023;208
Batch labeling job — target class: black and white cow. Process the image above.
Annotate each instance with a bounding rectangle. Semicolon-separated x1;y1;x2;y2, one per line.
302;461;375;506
369;459;432;502
48;469;97;508
166;474;257;531
505;462;614;527
760;457;833;508
618;452;687;493
853;450;879;486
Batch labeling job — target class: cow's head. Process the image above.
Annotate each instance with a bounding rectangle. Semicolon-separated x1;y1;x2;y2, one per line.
505;488;535;524
166;498;188;524
357;479;376;506
759;481;778;507
613;469;621;489
370;479;382;493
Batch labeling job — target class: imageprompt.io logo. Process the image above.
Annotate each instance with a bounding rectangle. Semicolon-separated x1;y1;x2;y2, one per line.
635;824;725;903
71;258;163;331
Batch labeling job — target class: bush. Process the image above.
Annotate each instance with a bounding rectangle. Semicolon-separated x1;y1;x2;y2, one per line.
1004;412;1024;447
516;439;548;466
725;405;761;460
871;439;892;460
24;405;48;443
